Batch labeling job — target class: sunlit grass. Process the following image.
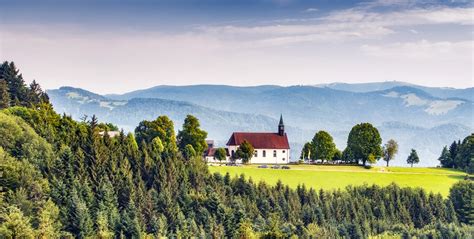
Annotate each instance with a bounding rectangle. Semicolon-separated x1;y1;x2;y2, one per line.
209;165;468;197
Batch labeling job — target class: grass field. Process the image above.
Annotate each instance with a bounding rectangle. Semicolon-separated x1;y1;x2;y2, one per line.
208;164;468;197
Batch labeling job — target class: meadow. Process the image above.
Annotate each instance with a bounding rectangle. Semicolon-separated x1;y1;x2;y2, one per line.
208;164;468;197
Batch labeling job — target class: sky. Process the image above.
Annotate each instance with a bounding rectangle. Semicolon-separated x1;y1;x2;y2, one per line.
0;0;473;94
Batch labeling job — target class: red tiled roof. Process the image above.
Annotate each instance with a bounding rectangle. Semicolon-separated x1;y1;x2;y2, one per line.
226;132;290;149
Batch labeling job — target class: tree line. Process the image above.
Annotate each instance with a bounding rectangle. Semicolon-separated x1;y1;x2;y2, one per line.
0;61;473;238
438;134;474;174
300;124;422;167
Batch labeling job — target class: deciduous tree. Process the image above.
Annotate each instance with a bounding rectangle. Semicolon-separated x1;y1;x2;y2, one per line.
311;131;337;163
235;140;254;164
177;115;208;156
383;139;399;167
347;123;382;166
214;148;227;162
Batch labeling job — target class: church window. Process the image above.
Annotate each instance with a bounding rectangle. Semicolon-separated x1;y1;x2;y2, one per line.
273;150;277;157
263;150;266;157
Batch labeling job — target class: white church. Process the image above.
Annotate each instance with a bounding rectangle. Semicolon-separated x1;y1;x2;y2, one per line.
205;115;290;164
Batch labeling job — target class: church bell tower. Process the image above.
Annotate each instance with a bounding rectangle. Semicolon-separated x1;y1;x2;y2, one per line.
278;114;285;136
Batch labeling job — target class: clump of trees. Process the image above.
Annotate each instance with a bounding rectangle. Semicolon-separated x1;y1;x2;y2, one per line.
438;134;474;173
301;123;386;166
0;61;472;238
0;61;49;109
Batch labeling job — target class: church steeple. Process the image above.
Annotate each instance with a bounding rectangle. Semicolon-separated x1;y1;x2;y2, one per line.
278;114;285;136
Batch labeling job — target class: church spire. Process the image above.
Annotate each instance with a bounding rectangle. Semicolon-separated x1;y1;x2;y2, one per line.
278;114;285;136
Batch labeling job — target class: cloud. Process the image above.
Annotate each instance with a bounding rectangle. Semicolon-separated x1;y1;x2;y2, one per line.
304;8;319;13
360;40;473;59
198;6;473;47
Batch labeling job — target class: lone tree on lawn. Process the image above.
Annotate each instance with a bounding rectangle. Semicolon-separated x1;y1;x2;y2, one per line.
407;149;419;167
383;139;399;167
214;148;227;162
346;123;382;166
311;131;337;163
235;140;254;164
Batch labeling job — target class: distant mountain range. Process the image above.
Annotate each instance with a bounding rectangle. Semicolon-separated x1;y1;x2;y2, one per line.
47;82;473;166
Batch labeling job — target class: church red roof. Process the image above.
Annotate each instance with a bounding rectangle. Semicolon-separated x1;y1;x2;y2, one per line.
226;132;290;149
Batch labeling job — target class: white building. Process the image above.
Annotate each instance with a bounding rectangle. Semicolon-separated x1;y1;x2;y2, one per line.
205;115;290;164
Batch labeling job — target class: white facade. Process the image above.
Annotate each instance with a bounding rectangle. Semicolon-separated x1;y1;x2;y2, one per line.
227;145;290;164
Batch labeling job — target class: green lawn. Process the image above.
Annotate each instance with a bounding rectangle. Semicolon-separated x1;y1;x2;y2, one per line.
208;165;468;197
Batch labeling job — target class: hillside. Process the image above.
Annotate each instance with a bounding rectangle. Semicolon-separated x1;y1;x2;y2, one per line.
318;81;474;102
47;84;473;166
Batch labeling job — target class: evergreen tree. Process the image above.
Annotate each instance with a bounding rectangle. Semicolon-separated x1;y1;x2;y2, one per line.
406;149;420;167
0;79;9;109
449;181;473;224
449;141;459;166
36;200;62;239
454;134;474;172
438;146;452;168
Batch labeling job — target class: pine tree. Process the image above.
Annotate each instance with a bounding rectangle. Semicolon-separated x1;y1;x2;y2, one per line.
0;61;28;106
449;141;459;166
406;149;420;167
438;146;453;168
36;200;62;239
0;79;10;109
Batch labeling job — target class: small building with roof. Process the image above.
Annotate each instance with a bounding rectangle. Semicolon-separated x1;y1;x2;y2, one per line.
204;115;290;164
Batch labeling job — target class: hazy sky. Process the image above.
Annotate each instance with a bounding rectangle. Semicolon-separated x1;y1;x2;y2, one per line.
0;0;473;93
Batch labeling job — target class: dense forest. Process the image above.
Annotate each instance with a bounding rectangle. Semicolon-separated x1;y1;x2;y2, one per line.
438;136;474;174
1;61;473;238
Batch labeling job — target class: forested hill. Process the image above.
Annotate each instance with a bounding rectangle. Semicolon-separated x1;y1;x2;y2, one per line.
48;83;473;166
1;60;474;238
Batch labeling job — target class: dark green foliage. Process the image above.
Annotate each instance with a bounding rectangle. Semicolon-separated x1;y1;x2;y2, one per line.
97;122;119;131
300;142;312;160
406;149;420;167
234;140;254;164
177;115;208;156
0;79;9;109
0;66;472;237
449;181;473;224
135;115;177;156
346;123;383;166
310;131;337;163
439;146;453;168
214;147;227;162
0;61;49;108
438;134;474;173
